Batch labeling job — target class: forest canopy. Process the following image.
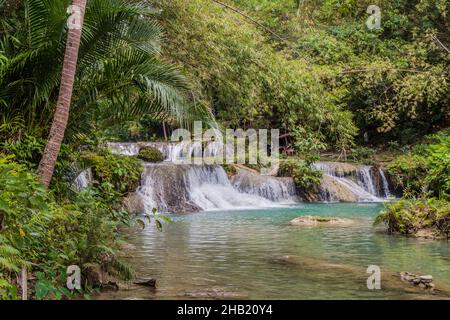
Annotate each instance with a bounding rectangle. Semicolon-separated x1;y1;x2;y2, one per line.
156;0;449;148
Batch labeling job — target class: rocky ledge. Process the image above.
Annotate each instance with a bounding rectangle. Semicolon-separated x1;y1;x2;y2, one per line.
289;216;354;226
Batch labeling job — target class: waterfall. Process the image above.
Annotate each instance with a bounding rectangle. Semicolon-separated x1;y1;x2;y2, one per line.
379;168;391;198
108;142;140;156
73;168;93;191
107;142;393;211
313;162;391;202
136;163;291;213
232;169;298;202
108;141;232;163
357;166;377;195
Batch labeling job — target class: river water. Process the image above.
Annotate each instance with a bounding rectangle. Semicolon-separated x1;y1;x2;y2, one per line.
100;203;450;300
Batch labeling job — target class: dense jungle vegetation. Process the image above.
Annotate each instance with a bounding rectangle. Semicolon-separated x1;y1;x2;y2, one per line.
0;0;449;299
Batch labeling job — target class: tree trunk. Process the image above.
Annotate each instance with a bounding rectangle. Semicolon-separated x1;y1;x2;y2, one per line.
37;0;87;187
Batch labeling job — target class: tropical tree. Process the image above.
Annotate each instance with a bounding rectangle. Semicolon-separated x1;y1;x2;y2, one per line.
37;0;87;186
0;0;199;181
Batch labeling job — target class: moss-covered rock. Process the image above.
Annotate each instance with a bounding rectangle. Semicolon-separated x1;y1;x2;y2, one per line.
222;164;237;177
289;216;354;226
137;146;165;163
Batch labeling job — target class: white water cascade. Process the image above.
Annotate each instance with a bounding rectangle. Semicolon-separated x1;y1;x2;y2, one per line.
78;142;394;212
73;168;93;191
107;141;232;163
136;163;295;213
313;162;391;202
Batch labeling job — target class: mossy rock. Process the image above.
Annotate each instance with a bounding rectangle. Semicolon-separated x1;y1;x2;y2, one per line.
222;164;237;177
289;216;354;226
138;147;165;163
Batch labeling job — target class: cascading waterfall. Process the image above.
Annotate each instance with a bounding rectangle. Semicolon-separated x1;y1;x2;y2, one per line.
232;169;298;202
379;169;391;198
137;163;291;213
108;141;232;163
357;166;377;195
313;162;391;202
93;142;394;212
73;168;93;191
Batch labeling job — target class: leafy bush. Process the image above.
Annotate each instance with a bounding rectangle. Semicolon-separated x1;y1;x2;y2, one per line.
82;151;143;195
1;135;45;169
349;146;375;164
0;156;141;299
278;158;323;190
387;154;428;197
387;130;450;198
137;147;165;163
1;134;80;195
425;132;450;198
375;198;450;239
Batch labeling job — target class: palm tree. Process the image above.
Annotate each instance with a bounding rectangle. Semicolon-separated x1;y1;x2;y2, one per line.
37;0;87;186
1;0;207;184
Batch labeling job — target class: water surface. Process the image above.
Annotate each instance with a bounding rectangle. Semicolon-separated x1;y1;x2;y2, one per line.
101;203;450;299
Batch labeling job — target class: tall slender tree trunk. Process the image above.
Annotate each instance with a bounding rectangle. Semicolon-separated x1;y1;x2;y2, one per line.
38;0;87;187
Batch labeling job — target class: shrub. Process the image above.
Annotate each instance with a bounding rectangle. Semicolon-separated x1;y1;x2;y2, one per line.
137;147;165;163
425;132;450;198
349;146;375;164
386;130;450;198
0;156;138;299
386;154;428;197
374;198;450;238
82;151;143;195
278;158;323;190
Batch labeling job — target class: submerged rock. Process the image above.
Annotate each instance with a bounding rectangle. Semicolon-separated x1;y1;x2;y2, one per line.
270;255;450;297
400;272;435;292
289;215;354;226
414;229;447;240
134;278;157;288
182;287;248;299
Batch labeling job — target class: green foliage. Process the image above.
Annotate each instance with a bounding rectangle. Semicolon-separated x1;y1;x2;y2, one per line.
1;134;45;168
191;0;448;146
157;0;357;152
0;277;18;300
222;164;237;177
349;146;375;164
137;146;165;163
375;198;450;239
387;154;427;197
34;269;77;300
387;130;450;198
278;158;323;190
425;132;450;198
0;0;202;145
0;156;147;299
82;151;144;195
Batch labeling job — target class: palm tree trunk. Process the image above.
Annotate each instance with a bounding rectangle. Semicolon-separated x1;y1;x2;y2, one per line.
38;0;87;187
